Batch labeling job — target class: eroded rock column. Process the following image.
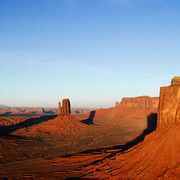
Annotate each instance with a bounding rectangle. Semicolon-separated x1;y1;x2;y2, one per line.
58;101;62;117
58;99;71;117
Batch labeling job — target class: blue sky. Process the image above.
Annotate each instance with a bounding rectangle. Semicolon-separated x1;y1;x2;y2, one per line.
0;0;180;108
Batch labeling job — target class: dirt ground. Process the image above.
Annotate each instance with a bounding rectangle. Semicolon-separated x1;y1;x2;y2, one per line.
0;106;157;179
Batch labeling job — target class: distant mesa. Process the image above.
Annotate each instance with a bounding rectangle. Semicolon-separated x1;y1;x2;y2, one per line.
171;76;180;86
58;99;71;118
115;96;159;109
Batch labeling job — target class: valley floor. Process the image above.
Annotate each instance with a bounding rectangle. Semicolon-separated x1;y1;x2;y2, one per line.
0;106;157;179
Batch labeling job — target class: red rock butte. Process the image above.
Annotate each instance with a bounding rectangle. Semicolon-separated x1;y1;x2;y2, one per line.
58;99;71;117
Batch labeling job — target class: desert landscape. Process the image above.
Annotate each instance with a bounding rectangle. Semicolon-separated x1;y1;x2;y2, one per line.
1;77;180;179
0;96;158;179
1;0;180;179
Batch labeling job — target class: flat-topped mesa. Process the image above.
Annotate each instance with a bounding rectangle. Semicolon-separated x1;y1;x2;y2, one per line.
58;99;71;117
157;77;180;129
116;96;159;109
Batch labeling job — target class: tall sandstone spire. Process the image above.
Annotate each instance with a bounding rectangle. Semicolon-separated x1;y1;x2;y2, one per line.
58;101;62;117
58;99;71;118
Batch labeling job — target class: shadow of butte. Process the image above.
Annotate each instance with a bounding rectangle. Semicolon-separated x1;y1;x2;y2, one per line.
63;113;157;166
0;115;57;136
81;111;96;125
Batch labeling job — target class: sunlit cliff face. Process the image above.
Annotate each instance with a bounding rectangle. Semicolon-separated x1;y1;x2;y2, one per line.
157;77;180;129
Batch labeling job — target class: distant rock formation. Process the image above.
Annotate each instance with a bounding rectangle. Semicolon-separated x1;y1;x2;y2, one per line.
157;79;180;128
115;96;159;109
58;99;71;117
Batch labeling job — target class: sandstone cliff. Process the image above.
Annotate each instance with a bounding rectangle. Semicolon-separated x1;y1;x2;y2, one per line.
116;96;159;109
157;84;180;128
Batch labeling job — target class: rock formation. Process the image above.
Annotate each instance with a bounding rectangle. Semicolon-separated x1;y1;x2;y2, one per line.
157;79;180;128
115;102;119;107
171;76;180;86
116;96;159;109
62;99;71;116
58;101;62;116
58;99;71;117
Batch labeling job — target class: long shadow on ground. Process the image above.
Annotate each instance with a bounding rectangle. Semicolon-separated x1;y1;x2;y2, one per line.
0;115;57;136
63;113;157;180
81;111;96;125
86;113;157;165
64;113;157;161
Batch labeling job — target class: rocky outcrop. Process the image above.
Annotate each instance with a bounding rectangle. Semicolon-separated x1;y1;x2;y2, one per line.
115;102;119;107
58;102;62;116
62;99;71;116
116;96;159;109
157;83;180;129
58;99;71;117
171;76;180;86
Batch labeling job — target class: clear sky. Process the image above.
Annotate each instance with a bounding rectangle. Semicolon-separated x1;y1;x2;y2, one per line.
0;0;180;108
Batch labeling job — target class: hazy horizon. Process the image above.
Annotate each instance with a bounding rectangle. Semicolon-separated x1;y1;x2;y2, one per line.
1;0;180;108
